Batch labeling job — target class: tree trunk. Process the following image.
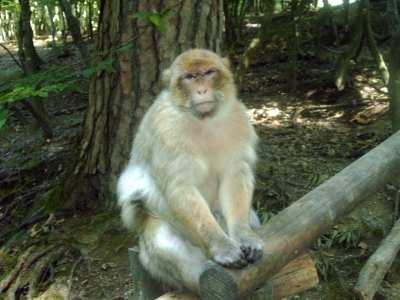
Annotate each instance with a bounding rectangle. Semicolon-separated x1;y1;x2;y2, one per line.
87;0;94;40
389;30;400;132
17;0;52;139
46;4;57;47
18;0;42;73
63;0;224;209
58;0;90;66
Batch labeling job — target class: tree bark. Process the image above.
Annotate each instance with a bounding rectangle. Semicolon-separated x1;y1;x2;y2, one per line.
389;30;400;132
58;0;90;66
63;0;224;209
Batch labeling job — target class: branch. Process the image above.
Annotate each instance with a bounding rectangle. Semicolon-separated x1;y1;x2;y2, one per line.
354;220;400;300
0;43;24;73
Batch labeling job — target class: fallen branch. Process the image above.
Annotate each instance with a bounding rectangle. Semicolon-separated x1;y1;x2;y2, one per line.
354;220;400;300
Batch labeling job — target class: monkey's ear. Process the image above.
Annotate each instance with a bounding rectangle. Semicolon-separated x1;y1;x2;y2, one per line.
162;68;172;87
222;57;231;70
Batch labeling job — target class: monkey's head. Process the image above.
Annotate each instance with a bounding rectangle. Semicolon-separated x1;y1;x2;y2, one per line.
163;49;235;119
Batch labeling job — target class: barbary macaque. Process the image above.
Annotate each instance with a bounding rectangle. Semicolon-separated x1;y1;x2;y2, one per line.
117;49;263;291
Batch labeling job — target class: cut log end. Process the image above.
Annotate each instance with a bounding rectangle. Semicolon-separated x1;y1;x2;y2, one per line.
199;263;239;300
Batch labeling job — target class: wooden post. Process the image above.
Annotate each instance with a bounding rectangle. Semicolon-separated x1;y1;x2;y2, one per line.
128;247;163;300
199;131;400;299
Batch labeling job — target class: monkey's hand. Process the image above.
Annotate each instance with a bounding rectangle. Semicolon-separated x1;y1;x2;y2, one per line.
209;237;249;269
232;225;263;264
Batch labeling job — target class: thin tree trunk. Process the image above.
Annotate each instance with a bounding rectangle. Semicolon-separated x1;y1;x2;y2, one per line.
364;0;389;85
17;0;52;139
389;30;400;132
18;0;42;72
58;0;90;66
335;0;366;91
343;0;350;28
46;4;57;47
63;0;224;209
87;0;94;40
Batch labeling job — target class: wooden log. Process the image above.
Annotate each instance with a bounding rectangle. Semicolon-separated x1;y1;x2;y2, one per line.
354;219;400;300
270;253;319;299
199;131;400;299
154;254;318;300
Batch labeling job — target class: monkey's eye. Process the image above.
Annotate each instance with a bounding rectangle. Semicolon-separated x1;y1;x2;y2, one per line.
184;73;195;80
204;69;216;76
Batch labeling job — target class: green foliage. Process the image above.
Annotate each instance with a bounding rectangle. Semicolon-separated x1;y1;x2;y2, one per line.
0;66;78;105
82;57;116;78
0;0;18;10
0;65;79;130
315;225;361;249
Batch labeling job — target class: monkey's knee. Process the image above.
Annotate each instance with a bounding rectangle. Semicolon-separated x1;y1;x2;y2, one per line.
139;220;206;291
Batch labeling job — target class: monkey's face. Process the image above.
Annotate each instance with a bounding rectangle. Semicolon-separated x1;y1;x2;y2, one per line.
179;66;220;118
164;49;235;119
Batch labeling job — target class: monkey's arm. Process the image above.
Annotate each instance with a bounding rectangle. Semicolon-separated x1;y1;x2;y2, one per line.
219;160;263;263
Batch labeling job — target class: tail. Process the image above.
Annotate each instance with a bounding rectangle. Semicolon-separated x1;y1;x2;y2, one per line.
117;165;155;233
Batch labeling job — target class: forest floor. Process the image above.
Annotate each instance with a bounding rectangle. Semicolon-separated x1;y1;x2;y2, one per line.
1;37;400;299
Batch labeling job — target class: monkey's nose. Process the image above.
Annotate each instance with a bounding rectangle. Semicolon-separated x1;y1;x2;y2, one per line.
197;88;208;95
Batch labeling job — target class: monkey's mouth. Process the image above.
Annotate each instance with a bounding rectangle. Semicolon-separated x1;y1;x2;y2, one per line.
191;100;217;119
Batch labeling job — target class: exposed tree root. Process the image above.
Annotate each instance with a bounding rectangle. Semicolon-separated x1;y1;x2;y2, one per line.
0;246;35;293
0;244;64;299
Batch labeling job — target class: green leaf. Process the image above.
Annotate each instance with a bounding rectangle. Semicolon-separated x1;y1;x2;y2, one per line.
148;14;167;33
132;11;168;33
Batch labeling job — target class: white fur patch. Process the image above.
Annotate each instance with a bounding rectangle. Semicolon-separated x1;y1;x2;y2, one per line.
155;224;187;252
117;165;154;206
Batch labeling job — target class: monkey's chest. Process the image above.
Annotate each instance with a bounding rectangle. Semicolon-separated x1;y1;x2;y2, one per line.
196;141;238;208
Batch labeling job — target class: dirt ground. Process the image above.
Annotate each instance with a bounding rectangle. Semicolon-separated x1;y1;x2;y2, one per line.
1;38;400;299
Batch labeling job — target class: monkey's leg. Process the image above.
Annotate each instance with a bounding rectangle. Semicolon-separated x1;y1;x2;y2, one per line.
139;218;208;292
160;186;249;268
219;161;263;263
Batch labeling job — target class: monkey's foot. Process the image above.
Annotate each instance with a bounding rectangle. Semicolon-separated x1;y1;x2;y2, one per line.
232;228;263;263
210;237;249;269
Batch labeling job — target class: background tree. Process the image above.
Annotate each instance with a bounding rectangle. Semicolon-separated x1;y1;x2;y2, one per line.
58;0;90;66
63;0;225;209
389;29;400;132
17;0;42;72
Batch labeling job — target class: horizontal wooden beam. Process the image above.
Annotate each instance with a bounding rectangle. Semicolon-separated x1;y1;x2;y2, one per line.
200;131;400;299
